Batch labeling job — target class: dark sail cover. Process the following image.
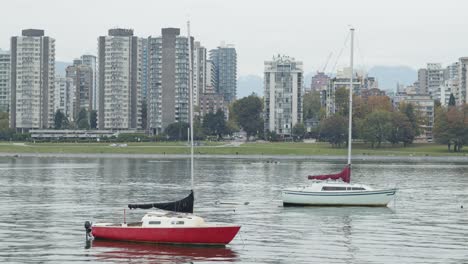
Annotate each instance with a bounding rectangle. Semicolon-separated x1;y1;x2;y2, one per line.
128;191;194;213
307;165;351;183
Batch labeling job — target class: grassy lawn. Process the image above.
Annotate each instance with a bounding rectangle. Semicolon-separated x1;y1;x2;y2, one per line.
197;142;467;156
0;141;465;157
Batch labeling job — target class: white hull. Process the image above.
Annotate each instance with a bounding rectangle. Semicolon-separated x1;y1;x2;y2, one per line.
282;188;397;207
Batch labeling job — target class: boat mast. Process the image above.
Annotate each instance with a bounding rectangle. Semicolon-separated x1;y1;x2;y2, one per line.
347;28;354;166
187;21;194;190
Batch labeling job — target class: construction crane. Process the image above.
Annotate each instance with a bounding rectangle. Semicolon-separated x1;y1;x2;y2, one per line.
321;52;333;73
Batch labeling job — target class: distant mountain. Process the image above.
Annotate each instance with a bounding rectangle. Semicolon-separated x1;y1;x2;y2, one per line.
368;66;417;91
237;75;263;98
55;61;72;76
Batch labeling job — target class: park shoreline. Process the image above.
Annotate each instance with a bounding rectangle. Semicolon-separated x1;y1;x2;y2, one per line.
1;152;467;163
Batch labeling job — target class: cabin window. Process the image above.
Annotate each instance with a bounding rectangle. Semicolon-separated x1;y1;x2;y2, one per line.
351;187;365;190
176;221;184;225
148;221;161;225
322;186;347;191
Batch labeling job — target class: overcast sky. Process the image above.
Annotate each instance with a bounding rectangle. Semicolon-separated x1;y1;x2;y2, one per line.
1;0;467;75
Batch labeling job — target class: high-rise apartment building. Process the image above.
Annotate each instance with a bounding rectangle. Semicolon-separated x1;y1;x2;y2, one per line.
147;28;191;134
98;28;142;130
459;57;468;104
264;55;303;136
310;72;329;92
417;68;427;94
417;63;444;96
209;44;237;103
427;63;444;96
0;50;10;112
80;54;98;111
10;29;55;131
53;75;70;118
445;62;459;81
66;59;93;121
198;58;228;118
205;60;216;93
193;41;207;106
140;38;149;102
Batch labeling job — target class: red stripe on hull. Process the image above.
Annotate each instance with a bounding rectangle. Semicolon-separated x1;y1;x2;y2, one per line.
92;226;241;246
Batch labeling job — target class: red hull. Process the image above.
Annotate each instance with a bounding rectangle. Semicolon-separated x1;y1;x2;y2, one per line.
92;225;241;246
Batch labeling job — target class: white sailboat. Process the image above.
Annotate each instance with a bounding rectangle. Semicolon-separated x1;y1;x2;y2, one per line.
281;28;397;207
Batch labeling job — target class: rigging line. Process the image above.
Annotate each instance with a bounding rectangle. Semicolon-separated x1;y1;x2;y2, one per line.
354;31;368;75
330;30;351;75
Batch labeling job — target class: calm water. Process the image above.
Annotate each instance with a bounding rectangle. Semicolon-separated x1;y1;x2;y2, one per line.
0;156;467;263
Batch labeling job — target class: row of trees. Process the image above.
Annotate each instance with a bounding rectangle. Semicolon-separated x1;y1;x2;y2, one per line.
0;112;30;140
309;88;422;148
160;90;425;147
163;95;264;141
54;109;97;130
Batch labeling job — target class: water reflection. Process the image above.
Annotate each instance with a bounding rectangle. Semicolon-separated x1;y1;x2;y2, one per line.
91;240;237;263
282;206;395;217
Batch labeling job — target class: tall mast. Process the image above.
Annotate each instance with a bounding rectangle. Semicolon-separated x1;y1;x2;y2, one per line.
347;28;354;166
187;21;194;190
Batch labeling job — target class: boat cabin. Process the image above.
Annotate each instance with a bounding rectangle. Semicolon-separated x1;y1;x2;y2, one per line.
141;211;205;228
296;180;373;192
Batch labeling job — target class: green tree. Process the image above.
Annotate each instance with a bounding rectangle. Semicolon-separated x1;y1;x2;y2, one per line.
303;91;321;119
164;122;189;141
387;112;414;146
448;93;456;106
0;112;9;130
76;108;89;129
193;116;205;140
399;103;420;137
203;109;227;138
265;130;280;141
433;107;452;150
292;123;306;140
447;107;465;152
353;96;368;119
334;87;349;116
360;111;392;148
90;110;97;129
77;119;90;129
320;114;347;147
433;106;467;152
54;110;69;129
226;119;239;134
231;95;263;140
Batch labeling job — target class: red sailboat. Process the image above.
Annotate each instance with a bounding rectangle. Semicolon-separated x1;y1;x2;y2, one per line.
87;22;241;246
89;191;240;246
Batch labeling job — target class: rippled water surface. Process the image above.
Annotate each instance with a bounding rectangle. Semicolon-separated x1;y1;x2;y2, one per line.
0;157;467;263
